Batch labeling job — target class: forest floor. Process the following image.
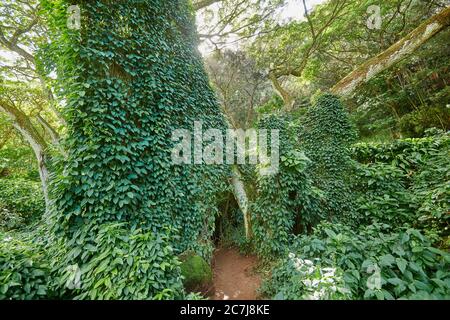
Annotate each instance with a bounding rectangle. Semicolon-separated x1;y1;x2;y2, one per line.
211;247;261;300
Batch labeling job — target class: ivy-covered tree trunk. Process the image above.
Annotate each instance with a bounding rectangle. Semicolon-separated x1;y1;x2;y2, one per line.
44;0;229;258
299;94;357;219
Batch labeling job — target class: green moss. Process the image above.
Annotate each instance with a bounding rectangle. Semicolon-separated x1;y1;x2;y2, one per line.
180;254;212;292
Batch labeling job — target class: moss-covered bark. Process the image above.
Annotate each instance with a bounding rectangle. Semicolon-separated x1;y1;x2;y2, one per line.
331;6;450;97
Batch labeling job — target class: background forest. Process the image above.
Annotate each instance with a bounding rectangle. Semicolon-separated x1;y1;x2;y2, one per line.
0;0;449;300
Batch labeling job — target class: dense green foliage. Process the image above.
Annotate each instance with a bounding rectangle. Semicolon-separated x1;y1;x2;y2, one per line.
0;145;38;180
262;222;450;300
0;232;51;300
299;94;357;219
351;131;450;242
0;178;45;230
350;29;450;140
251;114;322;257
250;94;357;258
3;0;234;300
50;223;184;300
44;0;229;258
0;0;449;301
262;129;450;300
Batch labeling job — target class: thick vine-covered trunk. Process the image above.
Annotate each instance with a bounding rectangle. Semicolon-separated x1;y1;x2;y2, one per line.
44;0;229;256
331;5;450;97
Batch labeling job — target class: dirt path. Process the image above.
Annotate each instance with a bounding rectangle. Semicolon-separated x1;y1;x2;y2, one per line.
212;247;261;300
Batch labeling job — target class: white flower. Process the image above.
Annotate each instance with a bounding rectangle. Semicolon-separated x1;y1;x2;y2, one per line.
312;291;323;300
304;259;314;266
322;267;336;273
302;279;312;287
312;279;320;287
288;252;295;259
3;236;12;242
322;267;336;277
293;258;305;271
324;277;335;284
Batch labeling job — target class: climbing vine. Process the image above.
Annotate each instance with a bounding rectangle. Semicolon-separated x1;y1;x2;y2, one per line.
299;94;358;220
251;114;323;257
40;0;229;298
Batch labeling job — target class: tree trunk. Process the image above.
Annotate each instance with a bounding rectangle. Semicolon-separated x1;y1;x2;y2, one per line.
231;165;251;239
193;0;223;11
221;109;252;239
0;102;49;208
269;72;294;110
331;6;450;97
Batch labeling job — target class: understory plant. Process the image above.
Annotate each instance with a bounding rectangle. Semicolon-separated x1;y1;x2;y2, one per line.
0;178;45;230
262;222;450;300
49;222;184;300
351;131;449;243
0;231;51;299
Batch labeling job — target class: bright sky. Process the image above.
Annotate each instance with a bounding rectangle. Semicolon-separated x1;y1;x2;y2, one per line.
196;0;328;55
278;0;327;21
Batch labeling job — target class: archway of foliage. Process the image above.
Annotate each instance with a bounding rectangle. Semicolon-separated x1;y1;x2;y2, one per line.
40;0;229;299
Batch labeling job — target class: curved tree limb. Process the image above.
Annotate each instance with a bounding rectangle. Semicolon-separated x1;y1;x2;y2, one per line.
269;71;294;110
193;0;223;11
0;100;49;207
331;5;450;97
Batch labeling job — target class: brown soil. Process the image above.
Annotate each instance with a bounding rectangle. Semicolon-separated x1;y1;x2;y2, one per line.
211;247;261;300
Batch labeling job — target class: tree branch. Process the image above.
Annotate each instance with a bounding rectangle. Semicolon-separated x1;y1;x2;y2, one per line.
193;0;223;11
331;5;450;97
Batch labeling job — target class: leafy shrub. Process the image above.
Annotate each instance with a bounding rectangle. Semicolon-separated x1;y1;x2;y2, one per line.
399;107;450;138
351;133;449;242
263;222;450;300
347;163;416;227
351;132;449;174
0;146;39;180
50;223;184;300
411;132;450;241
0;178;45;230
262;253;350;300
256;94;284;115
0;232;51;299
